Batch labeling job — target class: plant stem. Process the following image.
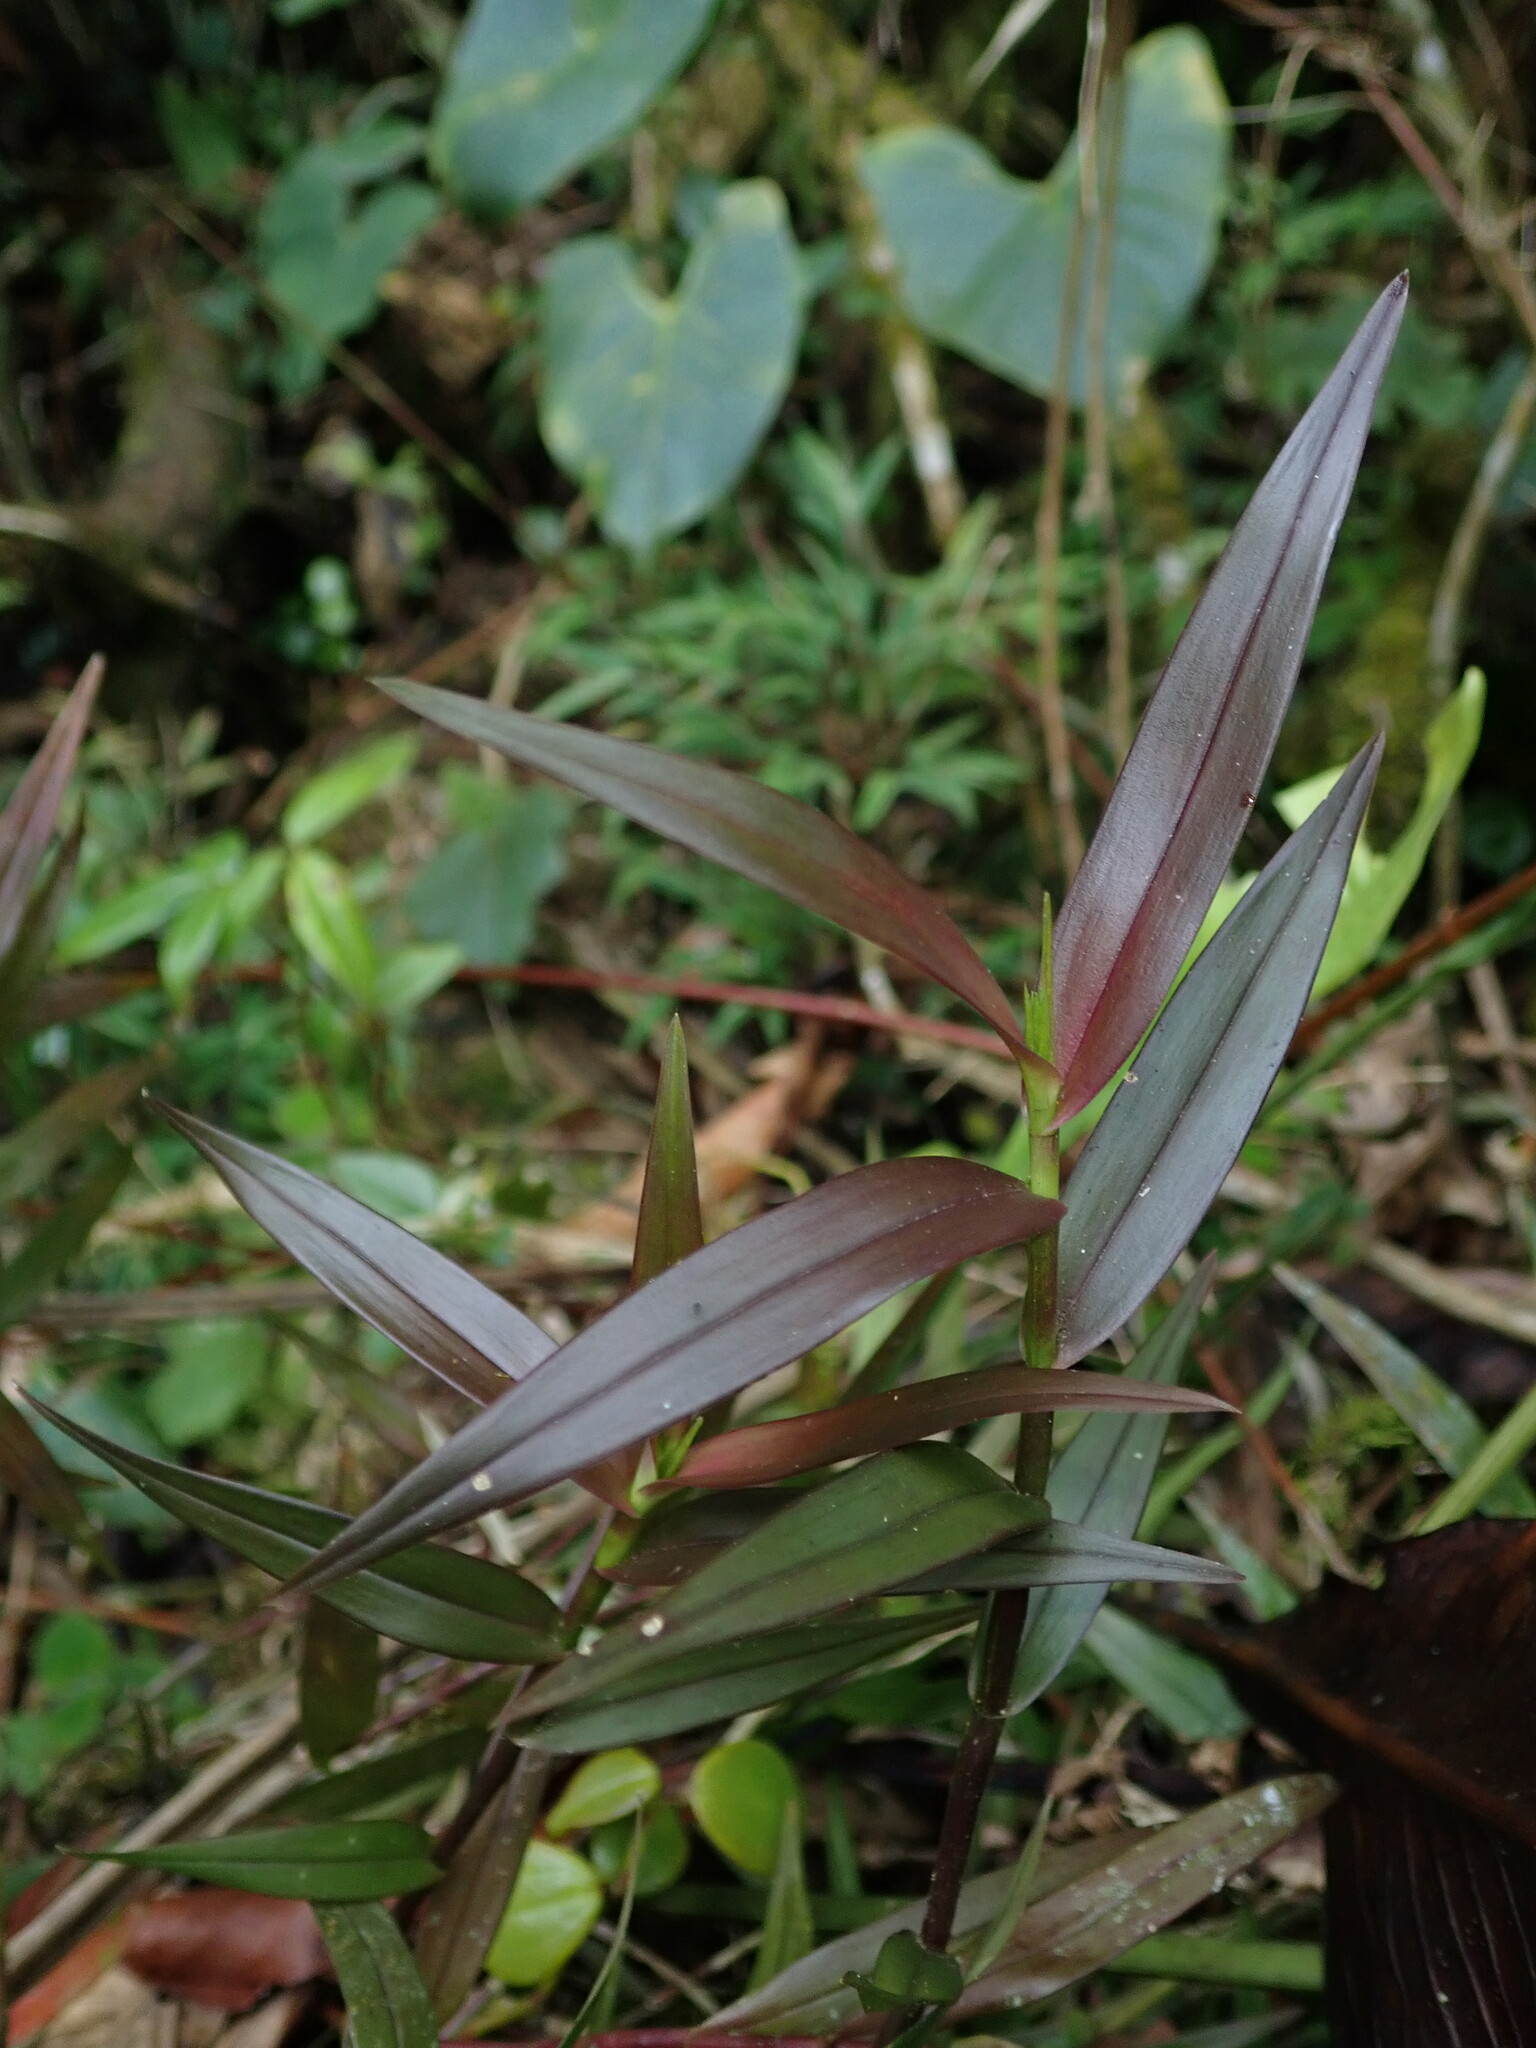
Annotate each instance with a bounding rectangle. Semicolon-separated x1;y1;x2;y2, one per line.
917;950;1061;1959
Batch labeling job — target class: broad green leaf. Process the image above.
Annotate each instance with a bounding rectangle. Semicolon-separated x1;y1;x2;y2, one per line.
375;941;463;1018
485;1838;602;1986
952;1777;1334;2014
691;1740;797;1879
144;1316;268;1448
282;733;419;848
1014;1264;1211;1709
31;1402;564;1665
431;0;717;214
90;1820;440;1902
675;1363;1230;1490
1057;741;1380;1365
523;1607;970;1753
0;1146;132;1329
286;1163;1061;1591
505;1447;1039;1733
316;1901;436;2048
0;657;100;961
406;774;568;968
750;1800;814;1991
1047;279;1406;1122
898;1516;1239;1592
56;833;247;966
275;1727;486;1821
632;1016;703;1289
158;890;228;1010
285;847;379;1007
547;1749;661;1837
861;30;1229;406
155;1104;555;1403
1276;1261;1535;1514
301;1601;380;1766
540;182;803;550
381;677;1036;1066
589;1801;689;1896
1084;1604;1247;1741
0;1059;154;1207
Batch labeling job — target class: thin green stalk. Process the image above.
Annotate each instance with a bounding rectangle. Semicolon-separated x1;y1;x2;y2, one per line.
1417;1376;1536;1531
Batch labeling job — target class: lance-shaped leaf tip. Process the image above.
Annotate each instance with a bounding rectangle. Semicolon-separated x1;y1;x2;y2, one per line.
1049;275;1406;1124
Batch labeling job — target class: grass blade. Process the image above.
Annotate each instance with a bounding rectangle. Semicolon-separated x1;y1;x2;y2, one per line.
315;1901;437;2048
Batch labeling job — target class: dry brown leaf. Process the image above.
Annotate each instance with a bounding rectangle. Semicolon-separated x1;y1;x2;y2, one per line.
124;1891;327;2014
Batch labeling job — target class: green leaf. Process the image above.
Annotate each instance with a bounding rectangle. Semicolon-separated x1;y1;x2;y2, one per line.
952;1777;1336;2014
316;1902;437;2048
89;1821;440;1903
275;1727;487;1821
547;1748;661;1837
506;1447;1040;1735
1014;1266;1212;1709
156;1104;555;1403
690;1739;797;1879
285;848;380;1007
485;1838;602;1986
56;835;247;966
158;891;228;1010
406;774;568;968
1287;666;1484;997
0;1146;132;1329
632;1016;703;1289
284;1162;1060;1591
282;734;419;848
1083;1604;1248;1741
143;1316;268;1449
301;1601;381;1766
898;1517;1239;1593
30;1401;565;1665
431;0;717;215
844;1928;962;2012
1057;742;1380;1365
1275;1261;1535;1514
521;1607;970;1753
383;677;1035;1066
1108;1932;1323;1993
860;29;1229;406
588;1800;689;1896
540;181;804;550
751;1799;814;1992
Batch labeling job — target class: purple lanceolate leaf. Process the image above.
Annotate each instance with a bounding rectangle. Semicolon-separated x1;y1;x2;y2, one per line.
1050;278;1406;1123
1057;738;1381;1365
379;676;1042;1074
0;654;102;960
155;1104;555;1404
674;1363;1229;1490
283;1158;1063;1592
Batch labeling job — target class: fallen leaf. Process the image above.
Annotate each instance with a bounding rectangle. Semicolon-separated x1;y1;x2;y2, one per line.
124;1888;329;2011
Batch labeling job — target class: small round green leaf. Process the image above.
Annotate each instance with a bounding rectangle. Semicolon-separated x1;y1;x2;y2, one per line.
546;1747;661;1837
689;1740;797;1879
485;1838;603;1987
588;1800;690;1897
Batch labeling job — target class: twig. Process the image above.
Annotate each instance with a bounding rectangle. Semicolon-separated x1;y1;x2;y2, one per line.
1425;354;1536;909
0;1507;37;1712
0;502;235;624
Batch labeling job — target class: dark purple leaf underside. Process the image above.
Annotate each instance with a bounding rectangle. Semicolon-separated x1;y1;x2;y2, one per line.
380;677;1034;1066
675;1363;1229;1489
1057;742;1380;1364
0;654;101;960
286;1158;1064;1591
155;1104;555;1404
1050;277;1406;1123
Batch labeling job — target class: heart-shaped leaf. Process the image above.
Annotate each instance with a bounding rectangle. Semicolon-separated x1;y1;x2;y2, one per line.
1048;278;1406;1121
431;0;717;215
540;181;803;549
380;677;1036;1067
1057;740;1381;1365
860;29;1229;406
674;1363;1229;1490
33;1401;564;1665
283;1160;1062;1591
154;1102;555;1403
91;1821;440;1903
